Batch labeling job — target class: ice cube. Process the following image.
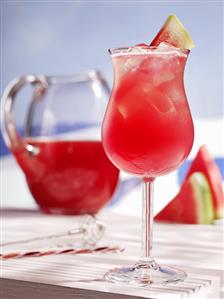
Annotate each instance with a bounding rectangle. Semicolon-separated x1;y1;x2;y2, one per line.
117;82;153;119
123;46;148;71
154;42;187;58
133;44;149;53
112;47;142;82
154;42;176;51
141;83;154;95
167;88;185;102
153;71;175;86
124;58;140;71
147;90;176;114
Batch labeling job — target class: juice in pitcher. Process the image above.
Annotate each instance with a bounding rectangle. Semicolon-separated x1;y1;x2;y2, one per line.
13;138;119;214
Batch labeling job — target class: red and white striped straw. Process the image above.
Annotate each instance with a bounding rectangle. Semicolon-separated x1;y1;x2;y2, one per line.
0;246;124;260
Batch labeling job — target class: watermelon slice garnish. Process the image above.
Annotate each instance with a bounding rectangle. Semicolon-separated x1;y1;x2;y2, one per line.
150;15;195;50
155;172;214;224
185;145;224;219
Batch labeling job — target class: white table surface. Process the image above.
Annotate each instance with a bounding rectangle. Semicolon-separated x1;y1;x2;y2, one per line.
1;210;223;299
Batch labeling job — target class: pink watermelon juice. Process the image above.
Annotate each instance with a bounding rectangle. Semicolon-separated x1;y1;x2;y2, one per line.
13;139;119;214
102;47;194;177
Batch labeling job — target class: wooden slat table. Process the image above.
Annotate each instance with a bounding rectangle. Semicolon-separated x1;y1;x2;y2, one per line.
0;210;223;298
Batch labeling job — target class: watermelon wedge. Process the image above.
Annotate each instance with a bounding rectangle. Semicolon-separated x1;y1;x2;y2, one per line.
155;172;214;224
185;145;224;219
150;15;195;50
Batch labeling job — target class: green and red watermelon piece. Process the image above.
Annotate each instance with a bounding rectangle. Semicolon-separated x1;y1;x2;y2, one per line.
155;146;224;224
155;172;214;224
185;145;224;219
150;15;195;50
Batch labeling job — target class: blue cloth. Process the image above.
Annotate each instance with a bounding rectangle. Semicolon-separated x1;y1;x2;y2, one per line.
0;132;9;156
178;158;224;183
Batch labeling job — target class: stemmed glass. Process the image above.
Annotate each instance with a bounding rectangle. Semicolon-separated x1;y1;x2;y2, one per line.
101;45;194;285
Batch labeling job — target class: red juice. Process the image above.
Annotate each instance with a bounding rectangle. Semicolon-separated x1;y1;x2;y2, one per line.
102;47;194;177
13;139;119;214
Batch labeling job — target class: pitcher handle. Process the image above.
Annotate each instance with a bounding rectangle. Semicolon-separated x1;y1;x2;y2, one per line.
1;75;48;152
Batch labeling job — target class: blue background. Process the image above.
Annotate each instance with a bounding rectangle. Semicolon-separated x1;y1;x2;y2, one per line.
1;1;223;116
0;1;223;156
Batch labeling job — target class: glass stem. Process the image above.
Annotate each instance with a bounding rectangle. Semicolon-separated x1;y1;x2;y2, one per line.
141;177;155;261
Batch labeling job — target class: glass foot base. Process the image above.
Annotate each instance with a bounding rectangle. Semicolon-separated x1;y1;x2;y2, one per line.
104;260;187;286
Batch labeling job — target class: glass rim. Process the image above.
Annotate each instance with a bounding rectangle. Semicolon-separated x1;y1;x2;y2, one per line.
46;70;104;84
108;45;190;56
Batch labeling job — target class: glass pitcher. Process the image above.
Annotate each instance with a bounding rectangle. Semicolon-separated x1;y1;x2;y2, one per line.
2;71;119;214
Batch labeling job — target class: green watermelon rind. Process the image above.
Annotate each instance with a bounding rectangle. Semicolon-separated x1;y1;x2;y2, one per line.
155;172;214;224
150;15;195;50
186;145;224;219
192;173;214;224
165;15;195;50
